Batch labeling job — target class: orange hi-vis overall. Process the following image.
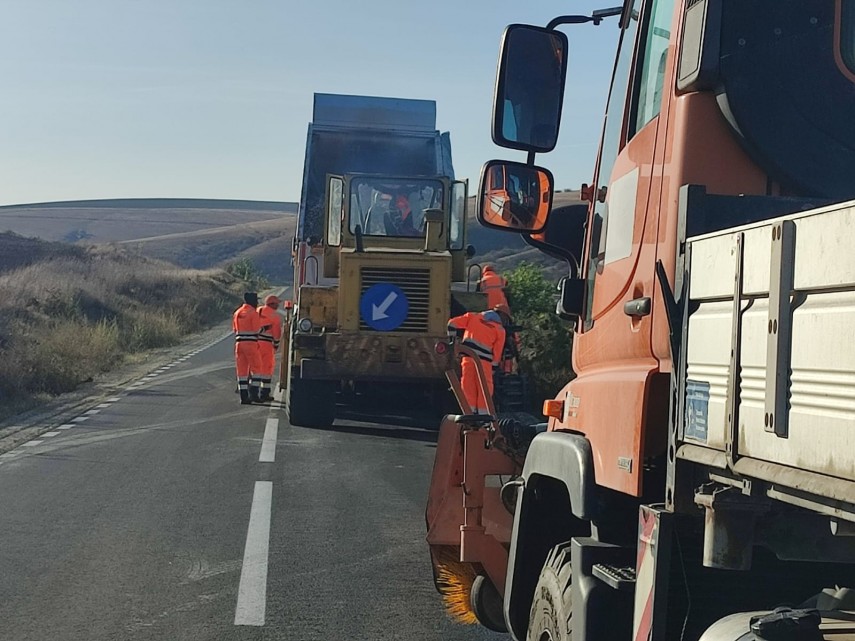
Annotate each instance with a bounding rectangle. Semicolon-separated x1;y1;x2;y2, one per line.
480;269;509;309
256;304;282;395
232;303;262;396
447;312;506;414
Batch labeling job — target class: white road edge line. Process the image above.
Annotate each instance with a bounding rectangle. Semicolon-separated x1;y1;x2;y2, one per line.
259;418;278;463
234;481;272;627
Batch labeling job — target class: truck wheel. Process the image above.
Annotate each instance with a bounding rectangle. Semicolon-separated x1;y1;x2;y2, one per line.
286;376;336;427
526;542;573;641
470;574;507;633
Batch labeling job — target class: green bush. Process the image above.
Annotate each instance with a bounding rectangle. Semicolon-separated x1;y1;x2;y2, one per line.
227;257;269;289
505;262;575;410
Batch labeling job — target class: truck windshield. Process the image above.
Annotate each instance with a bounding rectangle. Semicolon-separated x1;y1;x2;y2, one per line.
349;178;444;238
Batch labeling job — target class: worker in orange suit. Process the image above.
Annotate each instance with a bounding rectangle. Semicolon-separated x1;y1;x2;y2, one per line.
232;292;263;404
256;294;282;402
479;265;509;310
447;310;506;415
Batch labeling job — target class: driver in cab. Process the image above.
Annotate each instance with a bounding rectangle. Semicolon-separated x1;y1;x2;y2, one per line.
384;193;421;237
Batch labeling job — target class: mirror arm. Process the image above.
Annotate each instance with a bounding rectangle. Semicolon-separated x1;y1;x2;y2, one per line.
526;151;536;166
546;7;623;30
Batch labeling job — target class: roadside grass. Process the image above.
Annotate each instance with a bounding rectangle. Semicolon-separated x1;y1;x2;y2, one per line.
0;234;247;409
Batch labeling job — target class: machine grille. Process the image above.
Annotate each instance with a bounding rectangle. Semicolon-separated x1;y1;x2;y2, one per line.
360;267;431;333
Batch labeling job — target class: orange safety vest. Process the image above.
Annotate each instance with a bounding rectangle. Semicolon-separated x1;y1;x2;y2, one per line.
232;303;261;341
447;312;505;366
257;305;282;348
480;270;509;309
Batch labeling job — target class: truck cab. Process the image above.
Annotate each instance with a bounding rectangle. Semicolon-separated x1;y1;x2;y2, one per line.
427;2;855;639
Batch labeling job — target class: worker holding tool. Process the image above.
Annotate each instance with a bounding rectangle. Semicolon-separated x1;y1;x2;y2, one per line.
232;292;263;404
447;309;506;414
256;294;282;402
493;304;522;374
478;265;509;310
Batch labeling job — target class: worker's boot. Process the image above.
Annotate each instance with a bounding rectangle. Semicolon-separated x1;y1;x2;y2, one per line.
239;389;251;405
259;387;272;403
249;385;261;403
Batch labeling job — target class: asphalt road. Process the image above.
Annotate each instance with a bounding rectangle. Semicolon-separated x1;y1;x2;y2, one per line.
0;334;504;640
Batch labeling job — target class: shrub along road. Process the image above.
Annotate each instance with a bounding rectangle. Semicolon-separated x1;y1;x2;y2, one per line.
0;333;503;640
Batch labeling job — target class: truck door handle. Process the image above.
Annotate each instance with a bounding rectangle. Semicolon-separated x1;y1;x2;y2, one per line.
624;297;651;317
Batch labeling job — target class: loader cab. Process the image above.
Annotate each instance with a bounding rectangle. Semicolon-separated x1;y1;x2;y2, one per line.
323;173;469;280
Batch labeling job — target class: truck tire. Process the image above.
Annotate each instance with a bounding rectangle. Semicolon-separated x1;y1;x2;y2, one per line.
286;376;336;427
471;574;508;633
527;542;573;641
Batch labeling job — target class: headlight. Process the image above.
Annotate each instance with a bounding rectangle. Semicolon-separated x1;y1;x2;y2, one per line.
297;317;313;333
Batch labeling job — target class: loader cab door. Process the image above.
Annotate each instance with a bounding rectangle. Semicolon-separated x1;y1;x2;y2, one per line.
449;180;468;281
323;175;344;278
571;0;675;495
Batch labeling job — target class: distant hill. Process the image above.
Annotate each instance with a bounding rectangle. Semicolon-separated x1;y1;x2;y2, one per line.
0;198;292;211
0;193;583;286
0;198;297;244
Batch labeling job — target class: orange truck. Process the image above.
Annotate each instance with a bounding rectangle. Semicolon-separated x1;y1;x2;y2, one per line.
426;2;855;639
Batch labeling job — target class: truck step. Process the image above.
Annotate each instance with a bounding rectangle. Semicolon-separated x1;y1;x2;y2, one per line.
592;563;636;591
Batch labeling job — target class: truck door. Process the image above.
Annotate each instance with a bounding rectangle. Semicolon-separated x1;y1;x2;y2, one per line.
570;0;675;496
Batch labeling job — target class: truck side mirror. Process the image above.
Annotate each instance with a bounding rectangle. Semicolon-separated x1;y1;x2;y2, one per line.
465;244;476;258
477;159;554;234
556;276;584;322
492;24;568;153
525;202;588;272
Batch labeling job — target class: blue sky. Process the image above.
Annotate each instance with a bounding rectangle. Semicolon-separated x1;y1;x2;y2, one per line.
0;0;619;206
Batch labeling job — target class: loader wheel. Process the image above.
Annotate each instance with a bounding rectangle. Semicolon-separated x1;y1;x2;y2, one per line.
526;542;573;641
470;574;507;633
286;376;336;427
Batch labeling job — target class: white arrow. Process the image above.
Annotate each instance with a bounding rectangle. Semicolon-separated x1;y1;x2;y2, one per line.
371;291;398;321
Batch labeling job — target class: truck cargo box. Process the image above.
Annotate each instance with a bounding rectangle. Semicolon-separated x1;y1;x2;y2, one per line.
680;199;855;507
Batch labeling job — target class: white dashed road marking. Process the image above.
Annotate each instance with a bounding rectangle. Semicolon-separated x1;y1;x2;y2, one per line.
42;431;61;438
259;418;278;463
22;441;43;447
234;481;272;626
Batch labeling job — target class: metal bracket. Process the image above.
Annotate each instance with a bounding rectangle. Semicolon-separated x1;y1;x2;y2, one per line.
725;232;745;469
765;220;796;438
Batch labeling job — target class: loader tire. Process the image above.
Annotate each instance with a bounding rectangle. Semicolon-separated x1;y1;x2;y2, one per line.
286;376;336;427
526;542;573;641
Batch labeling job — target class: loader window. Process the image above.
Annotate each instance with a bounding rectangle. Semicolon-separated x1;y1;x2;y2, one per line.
450;181;466;250
326;177;343;247
349;178;444;239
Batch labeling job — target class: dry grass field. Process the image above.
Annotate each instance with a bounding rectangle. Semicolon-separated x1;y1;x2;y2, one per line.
0;232;245;408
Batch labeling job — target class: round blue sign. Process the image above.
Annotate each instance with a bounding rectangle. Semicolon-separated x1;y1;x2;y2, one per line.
359;283;409;331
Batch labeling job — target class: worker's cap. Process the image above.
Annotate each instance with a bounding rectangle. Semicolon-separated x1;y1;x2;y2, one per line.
244;292;259;306
481;310;501;324
264;295;280;307
482;264;494;272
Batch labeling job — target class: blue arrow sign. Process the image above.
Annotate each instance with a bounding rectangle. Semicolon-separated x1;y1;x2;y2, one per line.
359;283;409;331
